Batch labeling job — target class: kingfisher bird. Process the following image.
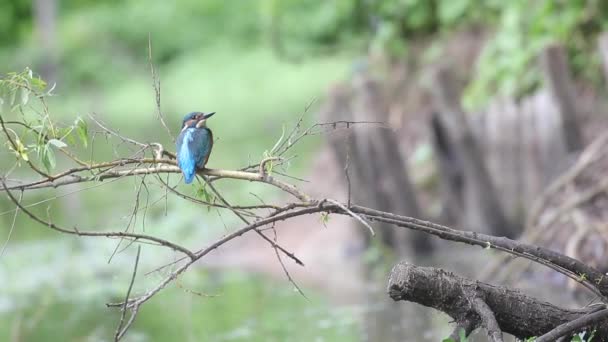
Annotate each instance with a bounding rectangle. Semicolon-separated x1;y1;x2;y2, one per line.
176;111;215;184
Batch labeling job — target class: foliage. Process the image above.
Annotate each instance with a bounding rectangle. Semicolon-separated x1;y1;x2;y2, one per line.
249;1;608;108
0;64;353;340
5;0;606;108
442;327;468;342
3;1;607;340
3;0;262;88
464;0;608;108
0;2;352;340
0;68;90;172
0;0;31;45
529;329;598;342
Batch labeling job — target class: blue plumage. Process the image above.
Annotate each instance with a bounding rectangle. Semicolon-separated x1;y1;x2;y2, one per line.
176;112;215;184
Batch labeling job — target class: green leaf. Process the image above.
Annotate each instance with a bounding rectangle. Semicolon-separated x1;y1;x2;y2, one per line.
66;133;76;146
20;88;29;105
589;329;596;342
195;184;213;203
76;118;88;148
30;77;47;90
442;339;456;342
270;124;285;154
320;212;330;224
48;138;67;148
42;145;56;172
459;328;468;342
265;160;274;175
15;137;29;161
9;88;16;107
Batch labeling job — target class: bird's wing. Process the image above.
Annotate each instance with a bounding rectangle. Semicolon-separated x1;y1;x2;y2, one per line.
202;128;213;167
190;128;213;168
175;131;185;157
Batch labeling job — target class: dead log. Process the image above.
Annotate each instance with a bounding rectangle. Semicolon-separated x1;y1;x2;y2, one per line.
387;262;608;340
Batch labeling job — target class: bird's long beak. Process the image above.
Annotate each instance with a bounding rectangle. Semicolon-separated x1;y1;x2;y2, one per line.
195;112;215;128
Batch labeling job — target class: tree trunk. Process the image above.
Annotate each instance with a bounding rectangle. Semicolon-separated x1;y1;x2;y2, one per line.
319;74;433;256
33;0;58;84
539;45;583;152
429;66;515;237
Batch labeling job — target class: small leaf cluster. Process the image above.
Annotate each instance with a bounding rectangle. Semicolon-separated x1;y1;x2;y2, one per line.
0;68;89;172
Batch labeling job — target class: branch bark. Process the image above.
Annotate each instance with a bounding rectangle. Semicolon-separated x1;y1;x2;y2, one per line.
349;205;608;299
471;297;503;342
387;262;608;340
536;308;608;342
2;159;311;203
4;110;608;339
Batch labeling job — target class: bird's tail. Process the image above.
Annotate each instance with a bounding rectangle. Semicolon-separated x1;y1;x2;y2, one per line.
178;154;197;184
183;169;195;184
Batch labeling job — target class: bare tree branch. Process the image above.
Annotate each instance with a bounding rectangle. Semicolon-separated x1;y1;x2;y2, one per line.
148;35;173;141
471;297;503;342
203;178;304;266
4;66;608;340
536;307;608;342
2;160;311;202
2;179;197;259
326;198;374;236
387;262;608;340
114;245;142;341
0;189;22;258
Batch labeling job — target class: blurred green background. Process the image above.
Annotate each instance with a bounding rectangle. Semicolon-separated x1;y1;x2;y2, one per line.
1;1;360;341
2;0;608;341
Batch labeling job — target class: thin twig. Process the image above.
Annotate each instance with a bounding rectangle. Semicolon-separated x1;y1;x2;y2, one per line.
269;223;308;299
108;176;147;263
2;180;196;260
344;142;351;207
326;199;374;236
0;189;22;258
204;179;304;266
148;35;173;141
114;245;142;341
89;113;147;148
536;307;608;342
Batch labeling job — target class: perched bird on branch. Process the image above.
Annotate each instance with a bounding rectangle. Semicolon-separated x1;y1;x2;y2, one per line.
176;111;215;184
